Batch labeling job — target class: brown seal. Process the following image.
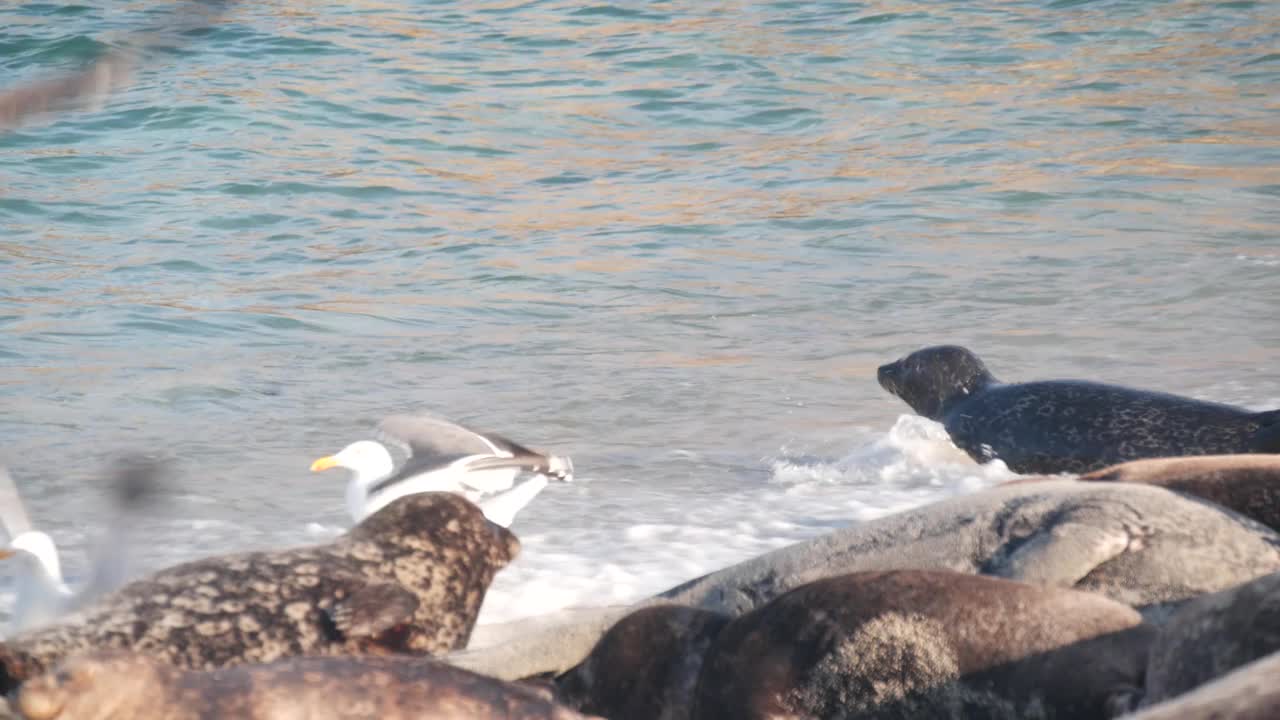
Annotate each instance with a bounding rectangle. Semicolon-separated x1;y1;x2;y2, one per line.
12;651;597;720
555;605;729;720
0;493;518;694
1080;454;1280;532
692;570;1153;720
1143;569;1280;706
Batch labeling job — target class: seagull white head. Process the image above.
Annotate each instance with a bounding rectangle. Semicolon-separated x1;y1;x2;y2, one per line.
1;530;64;582
310;440;396;485
310;440;397;521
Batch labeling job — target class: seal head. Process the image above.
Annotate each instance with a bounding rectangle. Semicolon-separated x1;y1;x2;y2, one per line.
878;345;996;421
555;605;729;720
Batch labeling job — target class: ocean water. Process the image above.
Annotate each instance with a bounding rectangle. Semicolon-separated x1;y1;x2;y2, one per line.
1;0;1277;632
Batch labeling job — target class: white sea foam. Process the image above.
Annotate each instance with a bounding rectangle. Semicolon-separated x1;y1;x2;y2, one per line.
473;415;1018;628
0;417;1021;639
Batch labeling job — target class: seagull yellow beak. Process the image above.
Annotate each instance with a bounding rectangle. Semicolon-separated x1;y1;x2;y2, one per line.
310;455;341;472
0;548;14;560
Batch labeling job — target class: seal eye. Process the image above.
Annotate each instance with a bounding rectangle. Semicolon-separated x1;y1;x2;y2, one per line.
55;670;72;686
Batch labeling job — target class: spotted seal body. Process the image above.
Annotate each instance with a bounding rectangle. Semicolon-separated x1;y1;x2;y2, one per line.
693;570;1153;720
13;651;596;720
877;345;1280;475
0;493;518;694
555;605;729;720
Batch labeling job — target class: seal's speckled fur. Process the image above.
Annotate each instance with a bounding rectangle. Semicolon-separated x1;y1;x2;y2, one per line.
14;651;596;720
877;345;1280;474
0;493;518;694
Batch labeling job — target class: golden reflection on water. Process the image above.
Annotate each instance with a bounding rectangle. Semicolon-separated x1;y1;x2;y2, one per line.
1;0;1276;358
17;0;1271;245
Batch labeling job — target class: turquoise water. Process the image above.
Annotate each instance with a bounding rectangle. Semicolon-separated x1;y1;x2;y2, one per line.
2;0;1278;627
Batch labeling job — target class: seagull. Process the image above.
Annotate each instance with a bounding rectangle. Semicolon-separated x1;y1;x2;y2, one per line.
0;457;164;635
310;414;574;527
0;466;70;635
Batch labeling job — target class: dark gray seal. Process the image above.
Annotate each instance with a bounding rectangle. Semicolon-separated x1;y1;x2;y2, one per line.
0;493;518;694
1124;649;1280;720
692;570;1152;720
447;480;1280;681
1142;570;1280;706
555;605;729;720
876;345;1280;474
12;651;597;720
1080;454;1280;532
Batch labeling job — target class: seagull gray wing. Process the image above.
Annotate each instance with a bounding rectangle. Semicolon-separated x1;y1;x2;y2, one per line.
376;415;516;461
0;466;33;544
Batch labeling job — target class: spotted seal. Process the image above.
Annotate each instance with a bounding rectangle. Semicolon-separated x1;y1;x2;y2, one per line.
11;651;596;720
876;345;1280;475
0;493;518;694
693;570;1153;720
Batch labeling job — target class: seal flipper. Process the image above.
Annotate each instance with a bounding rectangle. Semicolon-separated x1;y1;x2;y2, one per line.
323;583;420;640
1249;410;1280;453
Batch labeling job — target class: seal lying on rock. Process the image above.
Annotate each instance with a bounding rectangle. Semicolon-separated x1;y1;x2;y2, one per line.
12;651;597;720
448;480;1280;681
1142;570;1280;706
0;493;518;694
876;345;1280;474
1080;454;1280;532
1122;649;1280;720
555;605;729;720
694;570;1153;720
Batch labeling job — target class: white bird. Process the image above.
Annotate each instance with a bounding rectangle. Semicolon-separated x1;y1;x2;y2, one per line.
0;458;163;635
310;414;573;527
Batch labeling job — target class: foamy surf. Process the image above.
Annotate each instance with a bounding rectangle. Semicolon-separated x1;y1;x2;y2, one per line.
0;417;1028;640
472;415;1021;632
